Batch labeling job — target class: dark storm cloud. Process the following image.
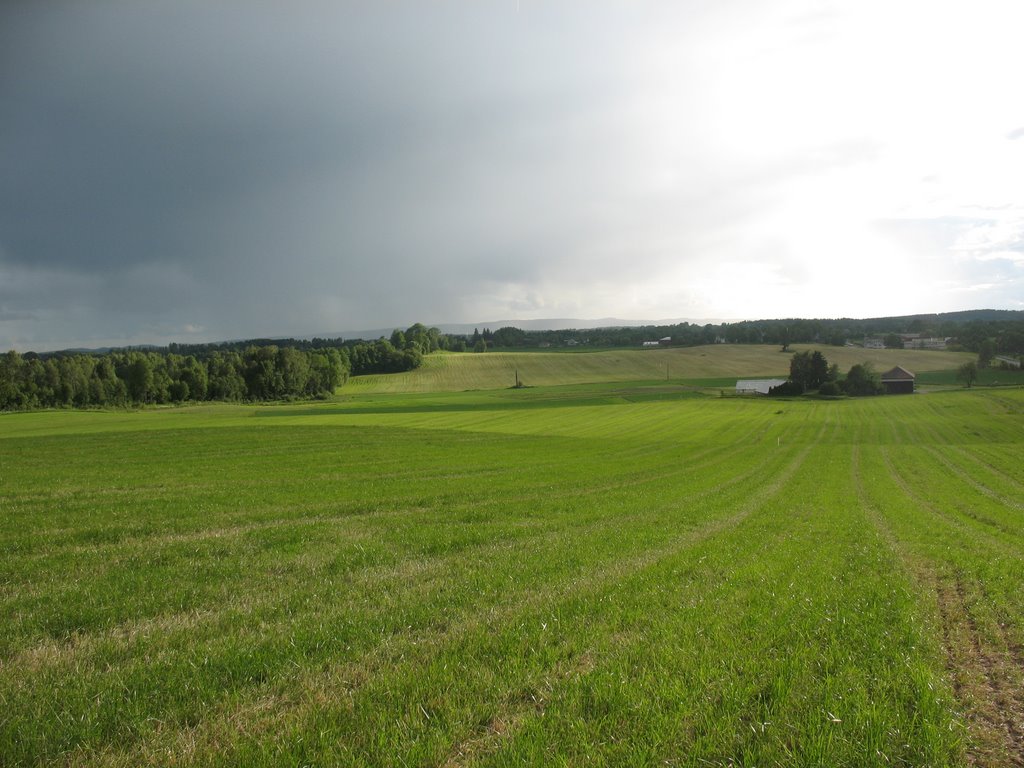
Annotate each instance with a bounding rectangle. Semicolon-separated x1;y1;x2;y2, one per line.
3;0;693;349
1;2;406;272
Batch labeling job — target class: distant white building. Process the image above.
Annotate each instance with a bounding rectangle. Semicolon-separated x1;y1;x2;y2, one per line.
995;355;1021;369
735;379;788;395
643;337;672;348
904;337;948;350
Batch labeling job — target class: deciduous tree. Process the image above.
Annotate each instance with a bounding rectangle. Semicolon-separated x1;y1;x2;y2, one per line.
957;361;978;388
842;362;882;396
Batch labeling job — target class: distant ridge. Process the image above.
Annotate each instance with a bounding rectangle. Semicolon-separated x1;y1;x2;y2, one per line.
38;308;1024;354
851;309;1023;324
324;310;1023;341
329;317;728;341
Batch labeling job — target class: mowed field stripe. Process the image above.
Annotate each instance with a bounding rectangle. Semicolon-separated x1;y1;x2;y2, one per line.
72;432;822;767
855;438;1024;767
1;408;780;634
1;406;797;659
879;446;1024;548
3;387;1022;766
2;412;821;764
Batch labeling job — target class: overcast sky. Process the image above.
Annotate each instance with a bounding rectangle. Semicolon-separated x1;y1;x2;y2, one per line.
2;1;1023;351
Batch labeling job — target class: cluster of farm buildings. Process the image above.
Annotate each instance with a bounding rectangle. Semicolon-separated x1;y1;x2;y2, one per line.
862;334;949;350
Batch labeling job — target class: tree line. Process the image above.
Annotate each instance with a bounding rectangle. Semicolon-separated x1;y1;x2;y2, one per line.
468;313;1024;355
0;323;455;410
161;322;452;361
0;346;349;410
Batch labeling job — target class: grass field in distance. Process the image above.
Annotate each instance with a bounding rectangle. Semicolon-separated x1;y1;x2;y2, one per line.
2;345;1024;766
344;343;977;393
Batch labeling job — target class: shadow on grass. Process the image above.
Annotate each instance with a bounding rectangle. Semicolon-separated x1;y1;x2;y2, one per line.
253;388;710;417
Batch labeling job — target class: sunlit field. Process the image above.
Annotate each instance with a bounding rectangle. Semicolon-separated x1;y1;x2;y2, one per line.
344;344;975;393
3;381;1024;766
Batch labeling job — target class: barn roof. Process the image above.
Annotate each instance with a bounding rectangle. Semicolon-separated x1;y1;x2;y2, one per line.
880;366;915;381
735;379;788;395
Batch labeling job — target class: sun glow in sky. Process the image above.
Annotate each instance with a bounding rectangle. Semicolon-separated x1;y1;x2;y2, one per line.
1;0;1022;350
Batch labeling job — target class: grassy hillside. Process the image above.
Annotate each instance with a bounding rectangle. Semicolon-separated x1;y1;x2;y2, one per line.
344;344;975;393
3;386;1024;765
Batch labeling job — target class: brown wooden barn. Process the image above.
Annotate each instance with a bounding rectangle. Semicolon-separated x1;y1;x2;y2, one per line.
881;366;915;394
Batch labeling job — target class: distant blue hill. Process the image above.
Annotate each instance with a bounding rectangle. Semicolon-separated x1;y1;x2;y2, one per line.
40;309;1024;354
323;310;1023;341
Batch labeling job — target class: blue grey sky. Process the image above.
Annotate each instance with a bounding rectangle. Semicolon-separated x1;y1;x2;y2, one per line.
2;0;1022;350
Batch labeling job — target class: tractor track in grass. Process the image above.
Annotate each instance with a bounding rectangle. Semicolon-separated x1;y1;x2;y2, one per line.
909;414;1024;513
854;445;1024;767
74;429;824;767
933;572;1024;767
950;445;1024;495
920;444;1024;513
878;446;1020;552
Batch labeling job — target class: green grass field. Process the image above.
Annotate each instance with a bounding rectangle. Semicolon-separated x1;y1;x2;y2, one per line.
917;366;1024;388
3;357;1024;765
344;344;976;393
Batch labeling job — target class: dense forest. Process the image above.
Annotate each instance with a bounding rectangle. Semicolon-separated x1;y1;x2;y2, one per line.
0;347;347;410
0;324;449;410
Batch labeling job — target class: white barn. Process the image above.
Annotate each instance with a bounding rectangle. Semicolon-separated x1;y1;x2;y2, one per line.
735;379;788;395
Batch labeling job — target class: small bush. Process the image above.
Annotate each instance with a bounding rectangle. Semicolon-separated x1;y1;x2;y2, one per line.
769;381;804;396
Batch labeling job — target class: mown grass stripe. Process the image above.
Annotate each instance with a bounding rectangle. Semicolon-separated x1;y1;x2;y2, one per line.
3;386;1023;766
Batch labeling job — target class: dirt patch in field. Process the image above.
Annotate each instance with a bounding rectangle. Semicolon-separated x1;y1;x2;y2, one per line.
932;572;1024;767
